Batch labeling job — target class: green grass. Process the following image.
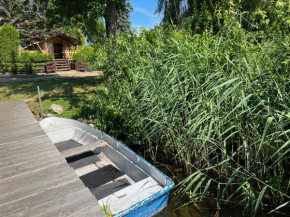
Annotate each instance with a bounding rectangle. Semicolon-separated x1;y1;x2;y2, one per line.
0;77;105;119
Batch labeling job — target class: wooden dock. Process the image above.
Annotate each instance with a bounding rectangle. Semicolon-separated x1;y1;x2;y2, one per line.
0;101;104;217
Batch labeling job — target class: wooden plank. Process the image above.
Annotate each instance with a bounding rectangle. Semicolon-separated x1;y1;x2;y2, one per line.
0;101;105;217
0;180;84;216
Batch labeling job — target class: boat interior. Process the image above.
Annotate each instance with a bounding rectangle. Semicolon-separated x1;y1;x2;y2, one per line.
40;118;167;215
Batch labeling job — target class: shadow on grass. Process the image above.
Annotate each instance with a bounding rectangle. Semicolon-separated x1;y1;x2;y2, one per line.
0;76;106;118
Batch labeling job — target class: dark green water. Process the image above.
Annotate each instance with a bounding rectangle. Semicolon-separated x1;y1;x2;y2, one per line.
153;163;288;217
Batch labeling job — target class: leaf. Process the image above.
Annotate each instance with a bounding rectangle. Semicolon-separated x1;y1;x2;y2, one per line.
256;117;274;157
192;177;205;196
222;168;240;199
227;180;249;201
217;184;221;207
207;78;239;92
199;179;211;202
254;186;267;216
224;94;253;120
268;201;290;214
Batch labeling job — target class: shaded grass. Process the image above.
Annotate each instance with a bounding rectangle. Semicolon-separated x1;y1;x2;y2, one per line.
0;77;105;119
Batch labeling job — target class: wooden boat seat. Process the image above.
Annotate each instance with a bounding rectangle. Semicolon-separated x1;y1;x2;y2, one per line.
55;139;82;152
66;151;101;169
61;140;108;158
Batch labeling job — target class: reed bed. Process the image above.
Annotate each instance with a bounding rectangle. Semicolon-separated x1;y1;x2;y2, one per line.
89;23;290;215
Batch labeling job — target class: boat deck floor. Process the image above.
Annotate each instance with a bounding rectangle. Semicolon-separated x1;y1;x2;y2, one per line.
56;140;135;191
0;101;105;217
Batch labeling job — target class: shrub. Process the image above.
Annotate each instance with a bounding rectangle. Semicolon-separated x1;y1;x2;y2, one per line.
0;25;52;73
19;52;53;63
0;52;53;73
1;62;46;73
0;24;20;64
73;45;107;71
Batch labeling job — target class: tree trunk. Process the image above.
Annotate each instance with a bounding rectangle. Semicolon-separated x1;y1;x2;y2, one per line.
175;0;181;24
105;0;117;39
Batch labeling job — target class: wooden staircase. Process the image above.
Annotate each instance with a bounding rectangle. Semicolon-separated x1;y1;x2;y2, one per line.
55;59;70;71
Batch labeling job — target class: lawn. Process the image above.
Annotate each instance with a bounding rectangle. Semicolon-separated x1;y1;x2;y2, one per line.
0;77;105;119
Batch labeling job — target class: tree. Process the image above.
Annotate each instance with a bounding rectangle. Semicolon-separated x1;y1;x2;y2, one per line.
155;0;183;26
46;0;132;40
156;0;290;34
105;0;117;39
0;0;21;20
0;24;20;64
116;1;132;34
0;0;60;47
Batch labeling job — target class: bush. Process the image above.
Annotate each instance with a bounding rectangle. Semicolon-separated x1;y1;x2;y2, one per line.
19;52;53;63
0;24;20;64
0;25;52;73
0;51;53;73
73;45;107;71
1;62;46;73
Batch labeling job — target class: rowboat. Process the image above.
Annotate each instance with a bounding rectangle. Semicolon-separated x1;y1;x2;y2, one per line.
39;117;174;217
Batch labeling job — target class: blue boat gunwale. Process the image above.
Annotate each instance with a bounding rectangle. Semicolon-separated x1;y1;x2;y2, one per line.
39;117;175;216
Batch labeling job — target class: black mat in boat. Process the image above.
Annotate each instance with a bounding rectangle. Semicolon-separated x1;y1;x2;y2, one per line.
66;151;94;163
65;151;100;169
55;139;82;152
80;165;125;189
90;178;130;200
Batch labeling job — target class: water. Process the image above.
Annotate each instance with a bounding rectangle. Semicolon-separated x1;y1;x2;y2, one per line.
152;163;288;217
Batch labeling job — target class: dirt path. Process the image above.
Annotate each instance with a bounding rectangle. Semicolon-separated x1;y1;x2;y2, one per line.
0;70;103;83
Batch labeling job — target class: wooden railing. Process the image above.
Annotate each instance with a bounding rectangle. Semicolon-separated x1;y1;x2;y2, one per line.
63;52;71;70
46;61;56;73
76;61;87;72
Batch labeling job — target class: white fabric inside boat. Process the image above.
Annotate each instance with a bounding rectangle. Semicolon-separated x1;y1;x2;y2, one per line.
98;177;163;214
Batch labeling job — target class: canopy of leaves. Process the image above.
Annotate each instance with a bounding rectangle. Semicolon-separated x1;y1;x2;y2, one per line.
156;0;290;34
46;0;132;41
0;0;61;47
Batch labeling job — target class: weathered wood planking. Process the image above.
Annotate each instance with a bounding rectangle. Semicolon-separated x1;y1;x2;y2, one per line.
0;101;104;217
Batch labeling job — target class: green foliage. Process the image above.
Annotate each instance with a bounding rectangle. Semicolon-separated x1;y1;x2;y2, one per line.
0;0;60;47
64;27;86;45
73;46;107;71
0;51;53;73
157;0;290;34
116;1;132;34
46;0;132;40
84;19;290;215
0;24;20;64
1;62;46;73
19;52;53;63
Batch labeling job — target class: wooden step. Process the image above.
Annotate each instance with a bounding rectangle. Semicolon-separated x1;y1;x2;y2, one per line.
56;67;69;69
56;69;70;71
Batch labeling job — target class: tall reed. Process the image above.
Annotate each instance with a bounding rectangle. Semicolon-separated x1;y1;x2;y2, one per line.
90;22;290;215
